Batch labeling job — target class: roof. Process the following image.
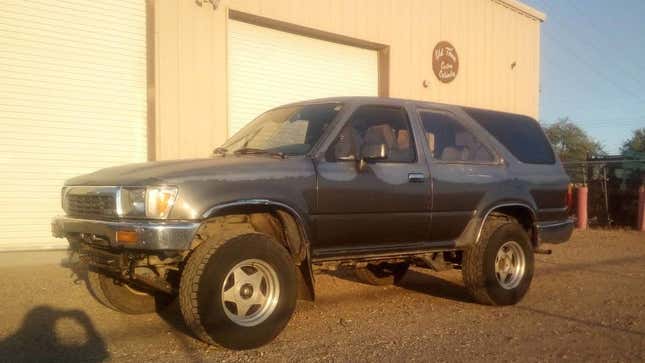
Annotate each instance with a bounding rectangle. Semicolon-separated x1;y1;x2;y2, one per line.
284;96;455;109
282;96;537;120
495;0;546;22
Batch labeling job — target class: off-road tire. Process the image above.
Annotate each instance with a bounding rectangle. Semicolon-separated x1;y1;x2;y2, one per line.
462;216;534;305
87;268;117;310
179;232;297;350
87;270;173;314
355;262;409;286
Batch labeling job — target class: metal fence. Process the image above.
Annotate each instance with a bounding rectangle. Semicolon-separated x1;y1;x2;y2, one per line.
562;156;645;227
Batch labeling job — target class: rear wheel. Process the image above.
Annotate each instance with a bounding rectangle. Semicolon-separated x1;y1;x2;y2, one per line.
355;262;409;286
179;233;297;350
462;217;534;305
86;269;173;314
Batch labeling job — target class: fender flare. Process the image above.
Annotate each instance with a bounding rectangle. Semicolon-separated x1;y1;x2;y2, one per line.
475;202;537;244
201;199;316;300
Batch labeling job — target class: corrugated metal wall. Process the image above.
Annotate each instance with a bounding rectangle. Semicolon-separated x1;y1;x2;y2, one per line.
228;20;378;135
155;0;542;160
0;0;148;250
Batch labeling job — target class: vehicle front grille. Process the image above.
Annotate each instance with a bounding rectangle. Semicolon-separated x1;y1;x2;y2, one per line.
66;194;117;217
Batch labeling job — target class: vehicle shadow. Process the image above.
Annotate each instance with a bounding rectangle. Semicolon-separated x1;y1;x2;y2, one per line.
322;267;473;303
0;305;109;363
397;269;473;303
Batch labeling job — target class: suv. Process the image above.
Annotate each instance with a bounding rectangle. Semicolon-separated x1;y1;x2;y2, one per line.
52;97;573;350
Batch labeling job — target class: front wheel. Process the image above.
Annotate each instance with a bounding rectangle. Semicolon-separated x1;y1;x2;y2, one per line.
462;218;534;305
86;269;173;314
179;233;297;350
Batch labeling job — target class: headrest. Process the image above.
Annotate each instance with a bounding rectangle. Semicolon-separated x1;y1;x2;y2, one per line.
426;133;435;154
455;132;474;147
365;124;395;147
397;129;410;149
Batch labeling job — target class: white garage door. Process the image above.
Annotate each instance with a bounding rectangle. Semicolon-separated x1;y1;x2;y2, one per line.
0;1;147;250
228;20;378;135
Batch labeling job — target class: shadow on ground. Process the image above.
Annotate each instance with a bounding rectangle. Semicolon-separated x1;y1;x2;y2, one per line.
0;305;109;363
322;267;473;303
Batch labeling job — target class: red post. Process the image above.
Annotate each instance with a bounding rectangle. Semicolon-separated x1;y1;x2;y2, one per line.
638;185;645;232
576;185;588;230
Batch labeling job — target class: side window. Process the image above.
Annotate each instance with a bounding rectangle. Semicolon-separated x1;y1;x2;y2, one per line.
420;111;495;163
464;108;556;164
328;106;416;163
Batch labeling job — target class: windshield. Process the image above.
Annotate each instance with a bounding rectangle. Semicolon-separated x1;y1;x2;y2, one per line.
221;103;343;156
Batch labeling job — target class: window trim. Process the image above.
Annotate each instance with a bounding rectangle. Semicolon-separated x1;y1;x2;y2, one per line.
416;108;503;166
325;104;419;164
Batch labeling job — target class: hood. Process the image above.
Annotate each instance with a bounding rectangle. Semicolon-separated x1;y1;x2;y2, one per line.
64;156;305;186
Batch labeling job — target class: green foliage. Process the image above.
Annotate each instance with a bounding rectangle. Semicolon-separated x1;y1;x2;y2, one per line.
543;118;605;162
620;128;645;154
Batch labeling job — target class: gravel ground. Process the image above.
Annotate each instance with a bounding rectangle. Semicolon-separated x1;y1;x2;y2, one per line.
0;229;644;362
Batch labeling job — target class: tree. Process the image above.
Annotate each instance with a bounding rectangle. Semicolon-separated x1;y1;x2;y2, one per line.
543;118;605;161
620;128;645;154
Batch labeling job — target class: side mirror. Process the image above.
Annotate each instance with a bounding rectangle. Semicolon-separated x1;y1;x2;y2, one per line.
360;143;389;161
333;140;357;161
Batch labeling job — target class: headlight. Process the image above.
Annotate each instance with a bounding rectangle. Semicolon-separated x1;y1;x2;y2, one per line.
118;186;178;219
119;187;146;217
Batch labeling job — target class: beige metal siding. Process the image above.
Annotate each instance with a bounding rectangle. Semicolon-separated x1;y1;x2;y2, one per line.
154;0;543;161
0;0;147;250
228;20;378;134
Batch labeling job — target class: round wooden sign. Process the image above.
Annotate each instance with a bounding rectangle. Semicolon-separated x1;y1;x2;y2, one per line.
432;41;459;83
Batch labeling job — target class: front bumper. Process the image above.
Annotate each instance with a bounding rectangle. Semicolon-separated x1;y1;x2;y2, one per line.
51;216;200;250
536;219;574;244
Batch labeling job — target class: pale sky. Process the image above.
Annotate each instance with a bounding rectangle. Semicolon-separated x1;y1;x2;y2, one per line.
523;0;645;154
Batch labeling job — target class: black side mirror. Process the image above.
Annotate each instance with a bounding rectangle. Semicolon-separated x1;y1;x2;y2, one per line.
360;143;389;161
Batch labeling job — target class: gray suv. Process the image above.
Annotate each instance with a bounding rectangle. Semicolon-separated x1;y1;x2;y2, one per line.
52;97;573;349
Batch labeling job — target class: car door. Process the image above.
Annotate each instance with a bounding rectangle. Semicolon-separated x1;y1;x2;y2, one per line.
311;104;431;256
417;107;506;242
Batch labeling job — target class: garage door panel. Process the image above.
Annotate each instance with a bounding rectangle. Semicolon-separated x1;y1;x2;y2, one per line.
0;0;147;250
228;20;378;134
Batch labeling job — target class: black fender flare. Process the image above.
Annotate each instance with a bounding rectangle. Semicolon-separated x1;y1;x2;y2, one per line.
201;199;315;300
475;201;538;244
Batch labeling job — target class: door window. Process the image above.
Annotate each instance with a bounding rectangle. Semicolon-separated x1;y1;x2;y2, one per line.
420;111;495;163
328;106;416;163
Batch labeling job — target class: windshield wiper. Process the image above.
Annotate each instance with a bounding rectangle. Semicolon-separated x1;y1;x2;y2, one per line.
212;147;228;156
233;147;286;159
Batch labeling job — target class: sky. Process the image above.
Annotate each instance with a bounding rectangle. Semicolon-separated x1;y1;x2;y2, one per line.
522;0;645;154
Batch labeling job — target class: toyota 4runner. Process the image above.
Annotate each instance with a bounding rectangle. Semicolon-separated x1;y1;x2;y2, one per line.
52;97;573;349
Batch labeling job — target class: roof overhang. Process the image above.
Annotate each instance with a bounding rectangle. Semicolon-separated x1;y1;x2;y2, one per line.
494;0;547;22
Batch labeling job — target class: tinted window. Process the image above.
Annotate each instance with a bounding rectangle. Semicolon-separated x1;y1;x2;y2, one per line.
465;108;555;164
223;103;342;155
329;106;416;163
420;111;494;163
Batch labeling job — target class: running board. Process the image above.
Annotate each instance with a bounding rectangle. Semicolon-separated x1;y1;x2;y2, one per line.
311;241;456;263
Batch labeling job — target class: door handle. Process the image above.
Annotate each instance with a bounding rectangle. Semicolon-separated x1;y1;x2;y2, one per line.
408;172;426;183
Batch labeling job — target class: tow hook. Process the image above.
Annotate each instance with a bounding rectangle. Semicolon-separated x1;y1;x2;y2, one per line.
534;248;552;255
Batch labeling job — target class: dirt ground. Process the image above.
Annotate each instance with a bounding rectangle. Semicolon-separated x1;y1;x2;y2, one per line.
0;229;644;362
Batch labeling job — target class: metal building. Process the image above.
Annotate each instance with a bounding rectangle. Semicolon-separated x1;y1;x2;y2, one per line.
0;0;545;250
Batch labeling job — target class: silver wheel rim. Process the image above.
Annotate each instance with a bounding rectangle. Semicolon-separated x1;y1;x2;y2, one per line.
494;241;526;290
221;259;280;327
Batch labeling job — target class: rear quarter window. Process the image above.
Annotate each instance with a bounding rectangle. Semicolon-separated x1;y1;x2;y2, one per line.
464;108;556;164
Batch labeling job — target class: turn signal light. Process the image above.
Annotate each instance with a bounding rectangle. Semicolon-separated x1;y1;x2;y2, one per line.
116;231;139;244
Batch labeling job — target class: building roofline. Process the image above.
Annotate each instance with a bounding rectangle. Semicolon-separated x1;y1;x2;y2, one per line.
495;0;547;22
